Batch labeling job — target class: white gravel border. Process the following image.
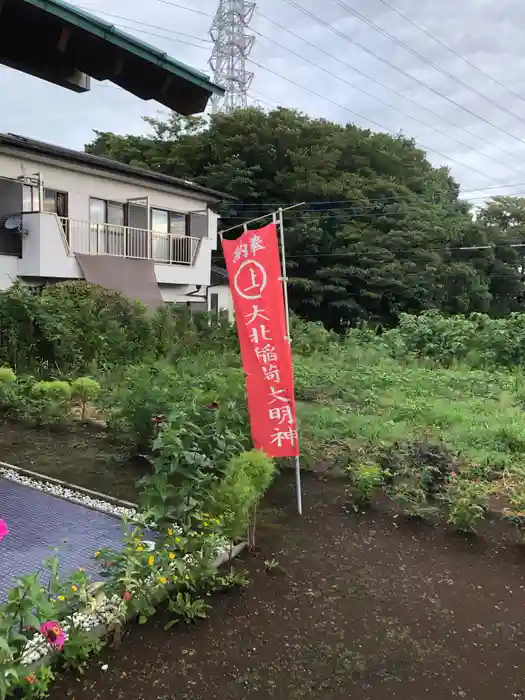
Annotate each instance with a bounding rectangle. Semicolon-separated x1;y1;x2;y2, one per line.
0;464;137;519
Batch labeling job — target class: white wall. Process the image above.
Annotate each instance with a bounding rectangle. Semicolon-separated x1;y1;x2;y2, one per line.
211;283;234;320
0;149;221;290
0;151;214;222
0;255;18;290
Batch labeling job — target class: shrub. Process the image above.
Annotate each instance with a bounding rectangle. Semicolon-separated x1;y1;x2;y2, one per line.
213;450;276;549
140;399;249;528
29;380;72;426
0;367;15;384
0;366;17;417
101;364;179;450
71;377;101;421
444;477;488;534
387;476;438;521
346;463;385;508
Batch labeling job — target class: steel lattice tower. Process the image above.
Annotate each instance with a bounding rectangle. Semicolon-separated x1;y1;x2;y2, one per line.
208;0;255;113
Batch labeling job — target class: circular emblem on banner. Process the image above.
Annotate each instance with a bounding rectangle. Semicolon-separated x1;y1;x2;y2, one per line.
233;260;267;300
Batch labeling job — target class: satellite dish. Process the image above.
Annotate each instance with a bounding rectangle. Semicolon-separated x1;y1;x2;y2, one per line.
4;215;25;232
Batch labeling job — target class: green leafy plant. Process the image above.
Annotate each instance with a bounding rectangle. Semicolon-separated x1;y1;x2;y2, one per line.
213;450;276;551
444;477;488;534
0;366;17;417
61;632;105;673
71;376;101;421
29;379;72;426
501;481;525;541
165;592;210;628
387;475;438;521
10;666;55;699
346;463;385;508
0;367;15;383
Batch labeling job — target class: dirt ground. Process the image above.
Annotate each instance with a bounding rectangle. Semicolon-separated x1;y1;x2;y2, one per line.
0;422;143;502
44;473;525;700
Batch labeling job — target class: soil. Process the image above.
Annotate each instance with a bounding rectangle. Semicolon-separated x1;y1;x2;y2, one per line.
0;422;144;502
46;473;525;700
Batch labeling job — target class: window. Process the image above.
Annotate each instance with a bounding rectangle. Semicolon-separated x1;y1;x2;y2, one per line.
151;208;188;235
107;202;125;226
43;189;68;217
22;185;40;212
151;208;168;233
89;198;106;224
170;212;186;236
89;198;126;256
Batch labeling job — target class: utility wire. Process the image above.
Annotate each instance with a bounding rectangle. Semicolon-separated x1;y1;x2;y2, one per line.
256;8;525;173
222;192;525;211
145;0;212;17
107;23;209;50
250;21;525;179
280;0;525;152
374;0;525;108
248;59;507;185
329;0;525;129
75;6;211;43
85;0;525;178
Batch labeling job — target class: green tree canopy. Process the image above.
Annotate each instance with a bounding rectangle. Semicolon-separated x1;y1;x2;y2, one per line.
86;108;523;329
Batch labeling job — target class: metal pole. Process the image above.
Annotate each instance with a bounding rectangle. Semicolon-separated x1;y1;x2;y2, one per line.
277;207;303;516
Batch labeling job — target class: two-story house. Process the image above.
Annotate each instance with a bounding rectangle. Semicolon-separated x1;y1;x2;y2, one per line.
0;133;233;314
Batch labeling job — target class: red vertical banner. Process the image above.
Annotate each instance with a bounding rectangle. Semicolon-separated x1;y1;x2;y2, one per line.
222;222;299;458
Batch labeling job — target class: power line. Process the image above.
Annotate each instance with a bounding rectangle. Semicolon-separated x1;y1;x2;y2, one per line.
75;5;211;43
374;0;525;108
280;0;525;154
256;8;525;173
106;23;210;50
249;21;525;179
150;0;212;17
248;58;508;185
221;190;525;210
329;0;525;130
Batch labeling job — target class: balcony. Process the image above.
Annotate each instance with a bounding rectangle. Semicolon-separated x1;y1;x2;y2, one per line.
59;218;202;266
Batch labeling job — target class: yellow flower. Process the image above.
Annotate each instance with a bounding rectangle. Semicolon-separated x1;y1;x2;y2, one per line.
167;528;173;536
148;556;154;566
58;595;65;601
94;551;100;558
71;585;78;593
158;576;168;585
169;552;175;560
137;545;143;552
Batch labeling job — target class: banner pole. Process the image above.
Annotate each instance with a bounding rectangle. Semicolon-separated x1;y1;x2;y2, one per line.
276;207;303;516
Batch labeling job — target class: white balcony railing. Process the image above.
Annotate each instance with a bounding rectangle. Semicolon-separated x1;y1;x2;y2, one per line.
59;218;201;266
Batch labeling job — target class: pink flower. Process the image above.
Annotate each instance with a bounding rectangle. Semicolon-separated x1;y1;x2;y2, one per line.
0;520;8;542
122;591;131;602
40;621;67;650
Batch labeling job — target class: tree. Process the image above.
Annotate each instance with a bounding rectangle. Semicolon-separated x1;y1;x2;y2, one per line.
86;108;522;329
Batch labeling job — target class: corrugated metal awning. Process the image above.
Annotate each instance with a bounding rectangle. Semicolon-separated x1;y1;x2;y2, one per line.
76;254;163;311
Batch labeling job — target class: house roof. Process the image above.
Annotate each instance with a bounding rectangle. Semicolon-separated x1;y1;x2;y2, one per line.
0;0;224;115
0;133;233;202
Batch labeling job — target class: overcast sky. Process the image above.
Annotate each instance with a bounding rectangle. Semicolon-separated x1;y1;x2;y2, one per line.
2;0;525;203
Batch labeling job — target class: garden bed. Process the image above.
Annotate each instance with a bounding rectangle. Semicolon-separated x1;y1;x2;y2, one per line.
0;422;144;502
43;472;525;700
